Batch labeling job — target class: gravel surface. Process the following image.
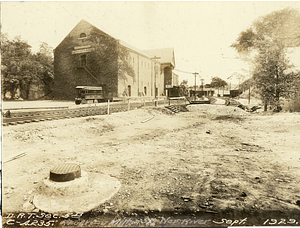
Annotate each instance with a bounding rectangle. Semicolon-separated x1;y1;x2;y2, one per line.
2;104;300;226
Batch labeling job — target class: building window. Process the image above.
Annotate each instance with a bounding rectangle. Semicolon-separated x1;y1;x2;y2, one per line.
79;33;87;43
80;55;87;66
80;33;87;38
144;87;147;96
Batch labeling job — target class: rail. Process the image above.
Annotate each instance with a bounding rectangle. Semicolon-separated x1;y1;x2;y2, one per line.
2;99;166;126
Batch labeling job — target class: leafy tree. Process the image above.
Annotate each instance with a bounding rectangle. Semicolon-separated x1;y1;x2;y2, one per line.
179;79;188;96
231;8;300;111
210;76;228;94
210;77;228;88
180;79;188;86
240;77;255;92
35;42;54;97
1;35;54;100
1;35;32;99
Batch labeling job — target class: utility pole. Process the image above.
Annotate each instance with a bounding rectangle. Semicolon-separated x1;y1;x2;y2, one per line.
200;78;204;94
151;56;161;106
193;72;199;101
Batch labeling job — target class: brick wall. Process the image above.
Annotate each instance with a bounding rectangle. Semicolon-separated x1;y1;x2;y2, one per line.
54;19;170;101
54;20;118;100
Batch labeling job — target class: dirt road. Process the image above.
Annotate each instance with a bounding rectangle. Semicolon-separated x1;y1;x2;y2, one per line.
2;104;300;226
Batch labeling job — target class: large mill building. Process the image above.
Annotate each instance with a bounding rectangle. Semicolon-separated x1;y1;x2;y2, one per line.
53;19;178;100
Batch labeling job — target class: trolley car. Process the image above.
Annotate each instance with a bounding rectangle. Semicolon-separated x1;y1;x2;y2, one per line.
75;86;113;105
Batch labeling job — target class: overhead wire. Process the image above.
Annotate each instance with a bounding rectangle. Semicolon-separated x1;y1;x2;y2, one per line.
173;68;195;74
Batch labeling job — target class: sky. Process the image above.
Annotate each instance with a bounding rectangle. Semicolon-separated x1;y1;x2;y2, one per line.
1;1;300;86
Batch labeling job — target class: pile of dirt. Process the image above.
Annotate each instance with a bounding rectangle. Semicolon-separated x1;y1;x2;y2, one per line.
187;104;249;120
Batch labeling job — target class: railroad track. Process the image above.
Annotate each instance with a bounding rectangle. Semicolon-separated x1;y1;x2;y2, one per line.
2;102;146;126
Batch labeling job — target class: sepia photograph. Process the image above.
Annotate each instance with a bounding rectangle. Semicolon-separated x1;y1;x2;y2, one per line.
1;1;300;227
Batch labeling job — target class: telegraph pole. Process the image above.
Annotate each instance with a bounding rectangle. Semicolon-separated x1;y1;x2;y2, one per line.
200;78;204;92
193;72;199;101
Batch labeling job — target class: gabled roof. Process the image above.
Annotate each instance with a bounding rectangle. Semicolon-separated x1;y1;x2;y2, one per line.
55;19;176;65
143;48;175;67
55;19;113;50
118;40;151;59
56;19;152;59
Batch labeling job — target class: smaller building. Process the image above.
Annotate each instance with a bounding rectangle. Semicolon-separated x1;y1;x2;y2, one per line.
189;88;215;97
144;48;177;96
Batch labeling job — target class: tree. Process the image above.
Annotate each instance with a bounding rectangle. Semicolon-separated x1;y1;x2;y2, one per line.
240;77;255;92
210;77;228;94
1;35;32;99
180;79;188;87
35;42;54;97
179;80;188;96
1;35;54;100
231;8;300;111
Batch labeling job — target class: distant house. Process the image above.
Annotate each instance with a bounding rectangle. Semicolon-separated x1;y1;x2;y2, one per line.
143;48;178;97
143;48;176;85
53;19;176;101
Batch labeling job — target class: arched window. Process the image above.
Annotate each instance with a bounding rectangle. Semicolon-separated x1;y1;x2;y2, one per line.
80;33;87;38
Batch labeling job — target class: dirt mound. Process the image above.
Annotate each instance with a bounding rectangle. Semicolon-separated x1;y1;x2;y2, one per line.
187;104;249;120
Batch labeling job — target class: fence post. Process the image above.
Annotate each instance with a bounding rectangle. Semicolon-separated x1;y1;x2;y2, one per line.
107;100;110;115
